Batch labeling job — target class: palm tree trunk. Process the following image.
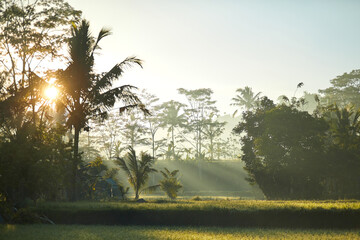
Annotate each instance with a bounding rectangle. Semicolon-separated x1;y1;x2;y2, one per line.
210;137;214;161
71;125;80;201
152;132;155;160
171;127;175;160
135;189;139;200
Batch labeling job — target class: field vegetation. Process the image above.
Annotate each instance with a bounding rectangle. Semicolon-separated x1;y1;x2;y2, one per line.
28;200;360;228
1;225;359;240
34;199;360;212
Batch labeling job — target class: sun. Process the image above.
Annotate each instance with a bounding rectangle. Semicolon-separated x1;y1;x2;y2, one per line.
44;86;58;100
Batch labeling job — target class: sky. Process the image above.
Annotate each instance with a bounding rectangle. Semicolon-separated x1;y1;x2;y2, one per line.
67;0;360;114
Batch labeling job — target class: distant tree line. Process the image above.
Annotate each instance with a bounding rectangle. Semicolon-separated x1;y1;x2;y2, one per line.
83;88;240;163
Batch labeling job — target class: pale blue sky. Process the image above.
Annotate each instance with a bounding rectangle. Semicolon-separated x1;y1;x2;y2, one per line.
68;0;360;114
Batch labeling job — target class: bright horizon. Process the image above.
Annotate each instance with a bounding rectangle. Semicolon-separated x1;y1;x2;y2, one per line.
67;0;360;114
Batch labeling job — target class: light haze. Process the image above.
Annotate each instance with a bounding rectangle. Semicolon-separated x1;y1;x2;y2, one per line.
67;0;360;114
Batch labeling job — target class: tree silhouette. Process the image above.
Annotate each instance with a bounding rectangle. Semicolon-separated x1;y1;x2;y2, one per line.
231;86;261;116
326;104;360;148
55;20;147;200
178;88;217;161
319;69;360;108
121;113;148;149
158;100;186;160
116;147;158;199
202;115;226;161
0;0;80;127
140;90;161;160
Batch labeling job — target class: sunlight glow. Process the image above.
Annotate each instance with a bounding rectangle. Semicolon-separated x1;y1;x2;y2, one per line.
44;86;58;100
48;77;56;84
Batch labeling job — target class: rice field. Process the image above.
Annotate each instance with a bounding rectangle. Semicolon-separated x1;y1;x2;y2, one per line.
33;199;360;212
29;199;360;228
1;225;359;240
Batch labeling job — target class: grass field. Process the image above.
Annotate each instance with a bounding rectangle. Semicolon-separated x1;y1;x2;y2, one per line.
34;199;360;212
1;225;359;240
30;200;360;228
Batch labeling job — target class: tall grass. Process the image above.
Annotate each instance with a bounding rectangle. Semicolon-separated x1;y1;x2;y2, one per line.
1;225;359;240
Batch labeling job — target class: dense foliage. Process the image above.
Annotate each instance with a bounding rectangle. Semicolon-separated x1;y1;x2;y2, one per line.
234;97;360;199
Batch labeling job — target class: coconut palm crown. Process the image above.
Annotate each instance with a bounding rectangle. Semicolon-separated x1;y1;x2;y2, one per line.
231;86;261;116
116;147;159;199
55;19;148;200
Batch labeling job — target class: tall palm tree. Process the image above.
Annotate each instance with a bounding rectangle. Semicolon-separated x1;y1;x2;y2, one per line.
116;147;159;199
158;101;187;160
55;20;147;200
231;86;261;116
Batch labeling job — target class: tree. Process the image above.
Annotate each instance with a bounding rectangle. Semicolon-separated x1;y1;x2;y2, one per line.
158;100;187;160
202;115;226;161
0;0;80;125
233;97;329;199
116;147;158;199
322;105;360;198
0;122;72;204
319;69;360;108
231;86;261;116
91;113;122;160
81;156;107;200
159;168;182;199
326;105;360;148
55;20;147;200
178;88;218;161
0;0;80;204
121;113;148;149
140;89;161;160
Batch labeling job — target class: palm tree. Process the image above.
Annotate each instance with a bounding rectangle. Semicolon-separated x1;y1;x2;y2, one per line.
158;101;187;160
231;86;261;116
55;20;147;200
159;168;182;199
328;104;360;148
116;147;159;199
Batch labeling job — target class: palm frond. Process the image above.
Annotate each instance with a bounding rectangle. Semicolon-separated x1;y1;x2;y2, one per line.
119;104;151;116
278;95;289;103
92;27;112;56
232;109;238;118
170;170;179;177
115;156;134;186
160;170;169;179
297;82;304;88
126;147;139;174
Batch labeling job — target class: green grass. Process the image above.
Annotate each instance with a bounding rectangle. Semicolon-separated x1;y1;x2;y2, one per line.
33;199;360;212
1;225;359;240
